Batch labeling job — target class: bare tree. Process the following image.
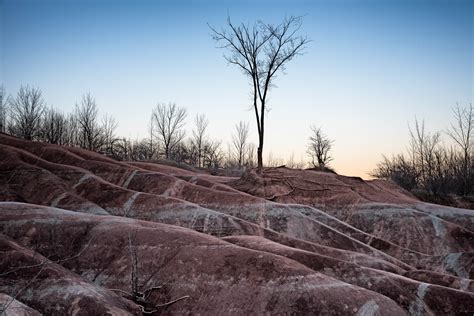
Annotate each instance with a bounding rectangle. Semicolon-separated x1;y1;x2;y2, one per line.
408;119;441;193
232;121;249;168
246;143;256;168
446;103;473;195
152;103;187;159
147;116;157;160
41;106;67;144
8;86;45;140
307;125;333;168
102;114;118;155
75;93;103;151
114;138;133;161
374;110;473;198
109;231;189;314
192;114;209;167
203;140;223;169
409;119;427;185
210;16;309;169
0;85;7;133
371;154;418;191
64;113;80;147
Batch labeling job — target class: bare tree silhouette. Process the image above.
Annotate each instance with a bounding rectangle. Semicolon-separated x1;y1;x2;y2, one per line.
409;119;441;193
102;114;118;156
64;112;80;147
446;103;473;195
232;121;249;168
192;114;209;168
41;106;67;145
8;86;45;140
307;125;333;168
210;16;309;170
75;93;103;151
373;113;472;198
152;103;187;159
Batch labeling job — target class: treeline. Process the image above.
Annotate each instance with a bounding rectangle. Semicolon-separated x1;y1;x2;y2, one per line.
0;85;264;170
372;103;473;197
0;85;337;172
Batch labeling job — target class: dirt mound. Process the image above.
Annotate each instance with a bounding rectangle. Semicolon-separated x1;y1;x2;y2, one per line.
231;167;418;206
1;134;473;314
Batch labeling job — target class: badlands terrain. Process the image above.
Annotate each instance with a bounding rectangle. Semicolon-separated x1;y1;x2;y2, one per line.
0;132;473;315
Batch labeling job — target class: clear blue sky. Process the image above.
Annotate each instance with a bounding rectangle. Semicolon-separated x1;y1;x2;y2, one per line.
1;0;472;177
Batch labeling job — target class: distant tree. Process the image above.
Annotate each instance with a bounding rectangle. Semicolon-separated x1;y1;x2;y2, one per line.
114;138;133;161
0;85;7;133
286;152;305;169
246;143;256;168
102;114;118;156
132;138;156;161
64;113;80;147
192;114;209;167
210;16;309;169
170;142;192;163
75;93;103;151
371;154;418;191
41;106;67;145
152;103;187;159
113;138;150;162
147;117;157;160
307;125;333;168
408;119;441;193
373;114;471;198
203;140;223;169
8;86;45;140
232;121;249;168
446;103;473;195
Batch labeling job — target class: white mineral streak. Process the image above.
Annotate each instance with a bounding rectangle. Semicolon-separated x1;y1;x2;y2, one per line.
73;174;94;189
123;192;141;216
122;170;138;188
445;253;469;278
355;300;379;316
459;278;471;292
409;282;429;316
162;180;185;197
430;215;445;238
50;192;68;207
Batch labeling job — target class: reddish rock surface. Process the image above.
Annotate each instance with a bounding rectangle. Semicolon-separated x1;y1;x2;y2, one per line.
0;133;473;315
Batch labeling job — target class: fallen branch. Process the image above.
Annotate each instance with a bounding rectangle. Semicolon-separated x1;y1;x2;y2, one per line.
155;295;190;308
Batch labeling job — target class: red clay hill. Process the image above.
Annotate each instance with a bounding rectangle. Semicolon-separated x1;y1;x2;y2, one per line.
1;133;473;315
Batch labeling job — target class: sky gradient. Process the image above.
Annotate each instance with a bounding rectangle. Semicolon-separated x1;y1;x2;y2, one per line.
1;0;472;178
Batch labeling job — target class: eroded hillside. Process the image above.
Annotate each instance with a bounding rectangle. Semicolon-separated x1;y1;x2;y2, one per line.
1;133;473;315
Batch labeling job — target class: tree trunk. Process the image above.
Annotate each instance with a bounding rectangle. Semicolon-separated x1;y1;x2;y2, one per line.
463;149;469;196
257;146;263;170
257;118;264;170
